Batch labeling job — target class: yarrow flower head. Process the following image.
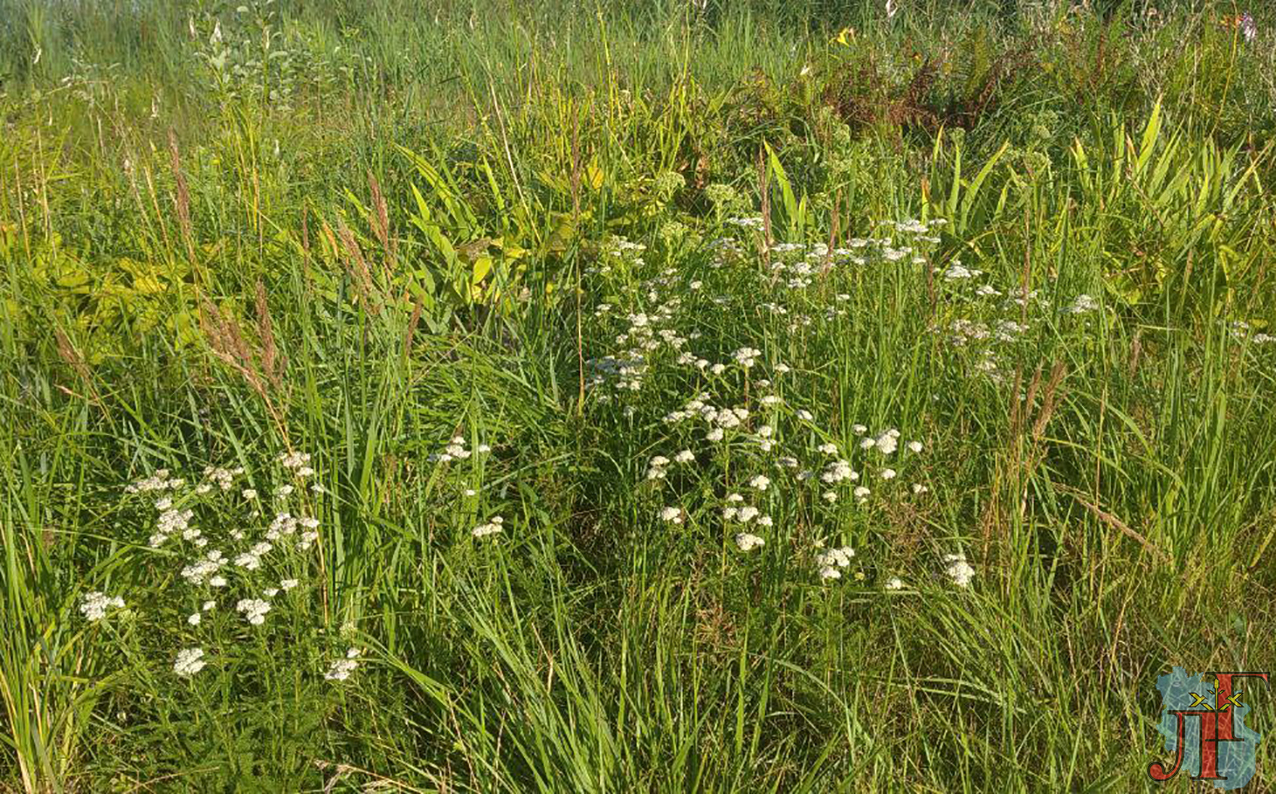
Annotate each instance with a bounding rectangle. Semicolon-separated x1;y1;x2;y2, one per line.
815;545;855;581
80;591;125;622
944;552;976;587
278;451;311;471
1064;294;1098;315
473;515;505;538
944;262;982;280
874;429;900;455
149;507;195;549
428;433;492;464
324;647;362;681
646;455;670;480
126;469;178;494
821;459;856;484
236;598;271;625
174;647;207;677
732;347;762;368
734;533;765;552
201;465;244;491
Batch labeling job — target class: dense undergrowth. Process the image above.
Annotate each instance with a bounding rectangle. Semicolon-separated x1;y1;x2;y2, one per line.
2;0;1276;791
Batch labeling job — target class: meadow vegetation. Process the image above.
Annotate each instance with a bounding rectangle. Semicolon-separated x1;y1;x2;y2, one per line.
2;0;1275;790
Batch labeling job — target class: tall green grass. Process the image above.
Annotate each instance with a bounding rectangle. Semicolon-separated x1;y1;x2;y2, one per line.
2;0;1275;790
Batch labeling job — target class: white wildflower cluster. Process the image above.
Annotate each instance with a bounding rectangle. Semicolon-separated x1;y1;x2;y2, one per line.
236;597;271;625
600;313;688;392
233;541;274;571
1227;320;1276;345
149;507;197;549
944;552;976;587
80;591;125;622
948;318;1028;348
722;498;767;525
641;380;931;581
588;235;647;277
732;347;762;368
881;217;946;239
588;353;650;393
815;545;856;581
757;220;945;297
739;233;937;330
428;435;491;464
860;428;900;455
181;550;227;585
297;519;320;550
126;468;184;494
661;393;707;424
820;459;857;484
174;647;207;678
197;465;245;494
705;237;746;269
727;215;764;231
590;211;963;593
588;257;711;397
472;515;504;538
750;423;778;452
1063;294;1098;315
645;449;697;480
646;455;671;480
119;449;329;677
642;337;931;552
324;648;363;681
265;511;320;549
706;404;749;441
278;451;314;478
931;266;1060;385
944;262;982;281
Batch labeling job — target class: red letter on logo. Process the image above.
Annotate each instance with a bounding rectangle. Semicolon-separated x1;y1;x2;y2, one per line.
1149;710;1217;780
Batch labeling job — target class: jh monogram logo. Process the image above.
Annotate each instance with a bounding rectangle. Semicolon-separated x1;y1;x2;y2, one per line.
1149;668;1269;789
